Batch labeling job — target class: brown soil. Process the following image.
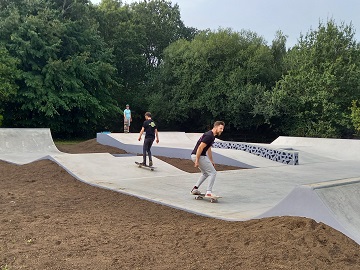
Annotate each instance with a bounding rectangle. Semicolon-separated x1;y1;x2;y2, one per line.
1;139;360;269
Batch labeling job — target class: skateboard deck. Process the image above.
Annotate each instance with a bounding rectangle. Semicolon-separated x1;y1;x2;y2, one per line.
193;193;221;203
135;161;155;171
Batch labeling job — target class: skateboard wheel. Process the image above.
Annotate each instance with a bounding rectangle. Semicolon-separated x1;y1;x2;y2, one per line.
210;198;217;203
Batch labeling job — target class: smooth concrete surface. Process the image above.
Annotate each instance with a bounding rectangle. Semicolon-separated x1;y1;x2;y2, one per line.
1;129;360;244
0;128;62;164
258;178;360;244
272;136;360;161
97;132;285;168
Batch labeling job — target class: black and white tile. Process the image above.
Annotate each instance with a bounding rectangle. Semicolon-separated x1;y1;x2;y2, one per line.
213;141;299;165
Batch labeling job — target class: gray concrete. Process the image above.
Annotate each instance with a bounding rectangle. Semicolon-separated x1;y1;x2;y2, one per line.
97;132;286;168
258;178;360;244
0;128;62;164
1;129;360;245
272;136;360;162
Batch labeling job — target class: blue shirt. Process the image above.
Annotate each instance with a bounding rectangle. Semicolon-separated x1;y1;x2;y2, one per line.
124;109;131;119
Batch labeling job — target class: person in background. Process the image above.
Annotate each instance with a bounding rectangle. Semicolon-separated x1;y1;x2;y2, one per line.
123;104;132;133
138;112;159;167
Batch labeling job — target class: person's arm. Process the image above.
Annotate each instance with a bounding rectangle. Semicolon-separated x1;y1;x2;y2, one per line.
207;147;215;166
138;127;145;141
130;111;132;122
194;142;207;167
155;129;159;143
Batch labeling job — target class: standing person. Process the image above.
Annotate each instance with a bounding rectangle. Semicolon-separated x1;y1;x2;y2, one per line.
138;112;159;166
123;104;132;133
190;121;225;197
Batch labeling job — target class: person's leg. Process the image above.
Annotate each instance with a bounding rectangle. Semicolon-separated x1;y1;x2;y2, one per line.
191;155;210;191
146;138;154;165
142;140;148;164
197;156;217;193
124;119;130;133
143;138;154;165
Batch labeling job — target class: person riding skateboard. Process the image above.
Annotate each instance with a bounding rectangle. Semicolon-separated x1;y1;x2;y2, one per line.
138;112;159;167
190;121;225;198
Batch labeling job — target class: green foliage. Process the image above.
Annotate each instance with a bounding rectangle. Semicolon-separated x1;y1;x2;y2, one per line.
1;0;359;140
0;44;19;105
257;19;360;138
131;0;194;67
0;0;120;137
350;100;360;136
94;0;146;110
147;28;279;131
270;30;288;80
94;0;195;122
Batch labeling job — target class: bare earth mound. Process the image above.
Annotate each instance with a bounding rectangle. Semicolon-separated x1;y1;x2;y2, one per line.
1;139;359;269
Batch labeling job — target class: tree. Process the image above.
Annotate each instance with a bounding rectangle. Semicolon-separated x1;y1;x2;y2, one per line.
94;0;197;123
350;100;360;138
147;28;275;132
257;19;360;138
270;30;288;85
131;0;196;68
0;44;19;107
0;0;120;137
94;0;147;110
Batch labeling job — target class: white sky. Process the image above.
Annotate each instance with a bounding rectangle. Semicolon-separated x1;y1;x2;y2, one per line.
90;0;360;48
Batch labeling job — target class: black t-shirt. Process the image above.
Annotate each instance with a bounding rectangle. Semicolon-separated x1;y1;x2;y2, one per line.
143;119;157;139
191;130;215;156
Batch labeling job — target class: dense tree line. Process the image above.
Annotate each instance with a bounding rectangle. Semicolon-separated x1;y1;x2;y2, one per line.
0;0;359;140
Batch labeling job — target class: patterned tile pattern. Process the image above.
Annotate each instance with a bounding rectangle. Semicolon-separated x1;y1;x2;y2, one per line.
213;141;299;165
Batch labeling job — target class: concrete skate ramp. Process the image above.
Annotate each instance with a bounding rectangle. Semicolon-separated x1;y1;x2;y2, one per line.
49;154;187;184
2;128;360;244
97;132;285;168
258;178;360;244
0;128;61;164
272;136;360;162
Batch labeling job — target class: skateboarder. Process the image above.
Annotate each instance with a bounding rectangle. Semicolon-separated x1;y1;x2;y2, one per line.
138;112;159;167
190;121;225;198
123;104;132;133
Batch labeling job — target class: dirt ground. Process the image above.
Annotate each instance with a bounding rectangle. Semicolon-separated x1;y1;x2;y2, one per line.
1;139;360;270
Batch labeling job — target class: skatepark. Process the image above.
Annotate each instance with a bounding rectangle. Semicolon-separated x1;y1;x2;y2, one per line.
0;128;360;245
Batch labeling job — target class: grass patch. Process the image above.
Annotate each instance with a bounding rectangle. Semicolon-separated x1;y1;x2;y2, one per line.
54;139;87;145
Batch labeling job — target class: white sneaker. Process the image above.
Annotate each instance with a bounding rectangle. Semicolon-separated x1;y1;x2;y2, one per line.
205;192;218;198
191;188;201;195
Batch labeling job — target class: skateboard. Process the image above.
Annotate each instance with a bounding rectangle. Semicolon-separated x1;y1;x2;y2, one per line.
135;161;155;171
193;194;221;203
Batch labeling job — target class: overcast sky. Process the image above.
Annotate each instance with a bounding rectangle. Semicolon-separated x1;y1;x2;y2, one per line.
90;0;360;48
